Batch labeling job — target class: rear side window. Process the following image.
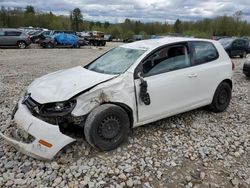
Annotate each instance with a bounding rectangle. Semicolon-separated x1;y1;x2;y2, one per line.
43;31;50;35
233;39;247;47
0;31;4;36
5;31;22;36
192;41;219;65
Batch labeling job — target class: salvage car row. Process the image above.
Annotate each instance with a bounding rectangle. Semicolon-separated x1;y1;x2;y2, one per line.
0;28;106;49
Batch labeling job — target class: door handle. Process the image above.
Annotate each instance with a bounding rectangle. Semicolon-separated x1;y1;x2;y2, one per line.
188;73;198;78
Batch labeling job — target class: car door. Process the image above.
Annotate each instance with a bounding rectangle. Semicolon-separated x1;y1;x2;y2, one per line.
134;42;201;123
231;40;238;56
238;39;247;55
6;31;22;45
231;39;246;56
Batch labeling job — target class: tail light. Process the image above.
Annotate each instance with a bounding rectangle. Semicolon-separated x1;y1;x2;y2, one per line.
28;35;31;41
231;60;235;70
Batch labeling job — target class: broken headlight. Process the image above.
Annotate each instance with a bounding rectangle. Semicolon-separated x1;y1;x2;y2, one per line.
40;100;77;117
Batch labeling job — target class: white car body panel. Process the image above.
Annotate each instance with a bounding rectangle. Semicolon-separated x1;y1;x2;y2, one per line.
71;72;137;120
0;37;233;160
28;66;116;104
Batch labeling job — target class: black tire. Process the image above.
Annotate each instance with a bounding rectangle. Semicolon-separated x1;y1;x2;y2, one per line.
240;51;247;58
84;104;130;151
209;82;232;112
101;41;106;46
94;41;99;46
17;41;27;49
75;43;80;48
227;51;233;58
46;42;54;48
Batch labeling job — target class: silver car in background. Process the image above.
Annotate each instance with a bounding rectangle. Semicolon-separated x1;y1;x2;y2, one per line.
0;28;32;49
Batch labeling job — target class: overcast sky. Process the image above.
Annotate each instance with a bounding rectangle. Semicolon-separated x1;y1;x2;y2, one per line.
1;0;250;23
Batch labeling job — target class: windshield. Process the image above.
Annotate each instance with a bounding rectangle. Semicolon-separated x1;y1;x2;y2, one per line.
86;47;146;74
218;38;234;47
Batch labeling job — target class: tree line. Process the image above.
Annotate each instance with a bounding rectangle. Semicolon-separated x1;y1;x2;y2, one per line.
1;6;250;39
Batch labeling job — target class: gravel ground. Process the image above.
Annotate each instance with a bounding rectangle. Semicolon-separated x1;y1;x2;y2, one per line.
0;43;249;188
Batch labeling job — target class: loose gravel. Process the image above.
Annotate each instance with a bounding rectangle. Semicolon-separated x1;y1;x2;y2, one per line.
0;43;249;188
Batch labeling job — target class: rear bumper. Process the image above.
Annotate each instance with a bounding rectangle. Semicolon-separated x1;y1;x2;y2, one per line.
0;100;75;160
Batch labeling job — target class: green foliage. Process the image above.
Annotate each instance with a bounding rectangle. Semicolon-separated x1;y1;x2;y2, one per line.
0;6;250;39
25;5;35;14
174;19;182;33
123;30;135;40
70;8;83;31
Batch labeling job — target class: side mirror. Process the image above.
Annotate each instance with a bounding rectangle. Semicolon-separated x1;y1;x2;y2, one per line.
137;72;145;83
137;72;151;105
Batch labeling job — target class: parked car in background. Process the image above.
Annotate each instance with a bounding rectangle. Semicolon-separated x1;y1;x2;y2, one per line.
243;59;250;77
218;38;248;58
29;30;51;43
0;37;233;160
0;28;31;49
78;37;89;46
40;33;82;48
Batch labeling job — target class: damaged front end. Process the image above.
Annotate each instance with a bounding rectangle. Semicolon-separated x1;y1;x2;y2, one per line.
0;95;78;160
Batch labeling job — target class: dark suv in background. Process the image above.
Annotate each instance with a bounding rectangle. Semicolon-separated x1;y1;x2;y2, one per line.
218;38;249;58
0;28;31;48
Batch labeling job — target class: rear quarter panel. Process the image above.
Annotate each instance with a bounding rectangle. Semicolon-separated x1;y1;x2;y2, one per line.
208;41;233;100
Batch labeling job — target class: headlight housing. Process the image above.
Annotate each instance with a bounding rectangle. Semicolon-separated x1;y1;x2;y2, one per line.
40;100;77;117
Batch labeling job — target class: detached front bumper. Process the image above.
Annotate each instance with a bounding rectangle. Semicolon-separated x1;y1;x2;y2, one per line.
0;100;75;160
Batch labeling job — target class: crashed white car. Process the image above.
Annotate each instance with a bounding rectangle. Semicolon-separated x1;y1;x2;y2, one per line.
0;37;233;160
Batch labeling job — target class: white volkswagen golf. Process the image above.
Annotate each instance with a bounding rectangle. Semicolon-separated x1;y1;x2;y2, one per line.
0;37;233;160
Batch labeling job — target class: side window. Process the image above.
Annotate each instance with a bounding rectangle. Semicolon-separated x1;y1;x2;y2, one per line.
233;40;245;47
5;31;21;36
192;41;219;65
237;40;246;47
43;31;50;35
143;44;190;77
0;31;4;36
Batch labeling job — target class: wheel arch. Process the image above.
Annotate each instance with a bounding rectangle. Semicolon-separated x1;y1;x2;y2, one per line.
16;40;27;45
221;79;233;89
103;102;134;129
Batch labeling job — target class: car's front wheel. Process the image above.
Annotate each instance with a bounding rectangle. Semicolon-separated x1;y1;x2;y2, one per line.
84;104;130;151
46;42;54;48
209;82;232;112
17;41;27;49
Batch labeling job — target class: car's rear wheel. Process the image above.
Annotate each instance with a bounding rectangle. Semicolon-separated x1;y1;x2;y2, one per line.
17;41;27;49
84;104;130;151
209;82;232;112
240;51;247;58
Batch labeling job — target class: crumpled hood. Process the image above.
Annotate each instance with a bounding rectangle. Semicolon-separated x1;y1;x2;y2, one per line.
28;66;116;104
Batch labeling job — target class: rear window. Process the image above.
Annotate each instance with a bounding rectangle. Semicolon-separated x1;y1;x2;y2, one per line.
5;31;22;36
192;41;219;65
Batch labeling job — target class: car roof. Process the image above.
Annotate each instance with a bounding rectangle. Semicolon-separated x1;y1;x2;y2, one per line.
0;28;22;32
121;37;215;50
